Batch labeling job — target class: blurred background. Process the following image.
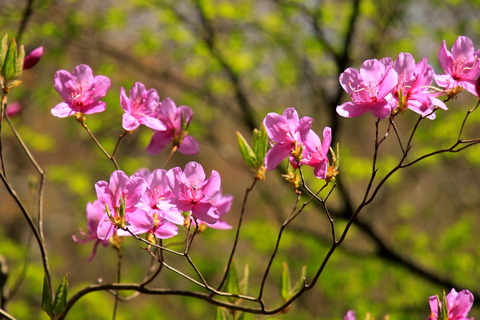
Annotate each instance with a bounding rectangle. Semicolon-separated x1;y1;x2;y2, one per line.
1;0;480;319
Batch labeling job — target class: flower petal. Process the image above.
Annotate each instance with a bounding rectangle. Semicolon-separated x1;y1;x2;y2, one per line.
147;130;173;154
122;112;141;131
264;144;292;170
178;135;199;155
184;162;206;188
336;101;371;118
201;170;221;201
154;222;178;239
192;202;219;224
82;101;107;115
92;75;111;98
72;64;94;89
51;102;74;118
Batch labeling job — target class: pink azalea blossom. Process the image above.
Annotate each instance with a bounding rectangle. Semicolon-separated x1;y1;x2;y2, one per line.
263;108;331;179
391;53;447;119
95;170;153;240
135;168;184;226
148;218;178;239
52;64;111;118
166;161;222;225
428;288;474;320
337;58;398;118
120;82;166;131
23;46;43;70
303;127;332;179
147;98;199;155
72;200;109;261
435;36;480;97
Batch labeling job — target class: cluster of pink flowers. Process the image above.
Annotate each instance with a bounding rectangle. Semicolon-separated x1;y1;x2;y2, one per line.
52;65;198;155
51;65;230;259
74;161;232;260
338;36;480;119
263;107;332;179
344;288;474;320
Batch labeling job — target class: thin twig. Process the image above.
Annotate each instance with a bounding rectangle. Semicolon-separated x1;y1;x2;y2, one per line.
257;189;303;303
216;178;257;291
112;131;129;158
78;118;120;170
0;307;16;320
0;92;53;301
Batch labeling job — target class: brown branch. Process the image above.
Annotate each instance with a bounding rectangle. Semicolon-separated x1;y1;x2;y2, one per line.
16;0;36;43
192;0;257;131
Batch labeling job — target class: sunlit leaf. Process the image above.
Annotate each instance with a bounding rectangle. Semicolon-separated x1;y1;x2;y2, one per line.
280;262;292;301
239;264;249;296
41;275;53;318
224;261;240;301
215;307;231;320
236;131;257;170
0;34;8;72
2;37;18;82
52;274;68;318
252;124;268;167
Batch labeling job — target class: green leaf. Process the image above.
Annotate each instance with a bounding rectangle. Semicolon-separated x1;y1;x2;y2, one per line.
441;291;448;320
238;264;249;296
215;307;231;320
292;265;306;293
15;44;25;77
52;274;69;318
41;275;53;318
236;131;256;170
225;262;240;299
280;262;292;301
2;37;18;82
252;124;268;168
237;311;245;320
0;34;8;72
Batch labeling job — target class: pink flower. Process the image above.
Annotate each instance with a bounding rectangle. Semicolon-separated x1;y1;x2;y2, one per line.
303;127;332;179
166;162;222;224
148;218;178;239
344;310;356;320
133;169;180;239
263;108;331;179
435;36;480;97
428;288;474;320
120;82;166;131
135;168;184;226
337;58;398;118
147;98;199;155
391;53;447;119
72;200;109;261
52;64;111;118
23;46;43;70
95;170;153;240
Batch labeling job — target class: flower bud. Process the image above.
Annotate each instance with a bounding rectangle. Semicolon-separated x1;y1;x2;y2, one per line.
6;102;21;117
23;46;43;69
